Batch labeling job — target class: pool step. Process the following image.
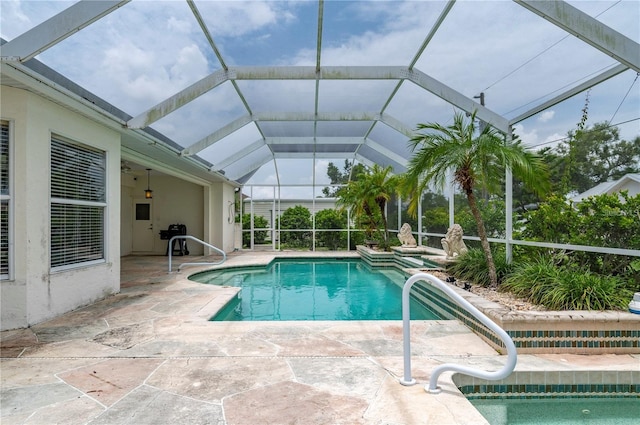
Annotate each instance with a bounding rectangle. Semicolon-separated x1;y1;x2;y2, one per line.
399;256;425;268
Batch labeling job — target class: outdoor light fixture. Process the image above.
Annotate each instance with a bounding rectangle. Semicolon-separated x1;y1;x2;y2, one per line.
144;168;153;199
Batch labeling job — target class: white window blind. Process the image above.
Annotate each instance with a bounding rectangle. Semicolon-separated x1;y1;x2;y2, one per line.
50;137;106;268
0;121;9;278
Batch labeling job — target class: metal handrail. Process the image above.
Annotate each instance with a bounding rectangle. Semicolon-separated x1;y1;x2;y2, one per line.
400;272;517;393
168;235;226;272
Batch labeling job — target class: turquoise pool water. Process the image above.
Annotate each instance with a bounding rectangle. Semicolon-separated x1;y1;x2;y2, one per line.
191;259;440;321
470;397;640;425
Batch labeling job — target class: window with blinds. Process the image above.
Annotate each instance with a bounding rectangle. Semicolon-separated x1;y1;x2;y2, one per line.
50;137;106;269
0;121;9;278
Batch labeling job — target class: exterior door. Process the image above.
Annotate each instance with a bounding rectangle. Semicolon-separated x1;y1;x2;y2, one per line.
132;199;154;252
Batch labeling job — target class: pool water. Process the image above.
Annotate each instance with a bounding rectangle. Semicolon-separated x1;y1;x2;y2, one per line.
471;397;640;425
191;259;440;321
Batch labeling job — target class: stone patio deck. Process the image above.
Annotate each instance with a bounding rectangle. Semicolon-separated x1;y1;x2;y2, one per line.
1;252;638;424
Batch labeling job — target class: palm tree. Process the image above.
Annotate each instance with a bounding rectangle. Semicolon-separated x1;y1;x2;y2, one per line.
337;164;398;248
404;111;549;287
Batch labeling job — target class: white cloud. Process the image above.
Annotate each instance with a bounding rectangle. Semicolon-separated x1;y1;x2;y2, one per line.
538;110;555;123
314;160;333;186
167;16;192;34
512;123;566;150
170;44;209;84
194;1;283;38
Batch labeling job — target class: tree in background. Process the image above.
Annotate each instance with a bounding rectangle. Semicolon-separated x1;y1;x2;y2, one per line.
554;122;640;195
404;111;549;287
421;192;449;235
455;198;506;239
322;160;367;197
512;95;639;202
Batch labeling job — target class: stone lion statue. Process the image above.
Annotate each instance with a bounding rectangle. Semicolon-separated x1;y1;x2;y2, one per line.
441;224;468;259
397;223;417;247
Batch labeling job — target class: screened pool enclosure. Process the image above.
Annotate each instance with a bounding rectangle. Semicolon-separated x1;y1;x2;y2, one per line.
2;0;639;259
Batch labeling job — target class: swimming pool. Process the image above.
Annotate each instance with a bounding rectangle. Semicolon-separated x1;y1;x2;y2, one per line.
470;397;639;425
190;258;440;321
457;371;640;425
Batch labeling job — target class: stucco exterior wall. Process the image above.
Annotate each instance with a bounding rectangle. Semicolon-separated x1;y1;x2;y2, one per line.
120;174;135;257
1;86;121;330
205;183;236;253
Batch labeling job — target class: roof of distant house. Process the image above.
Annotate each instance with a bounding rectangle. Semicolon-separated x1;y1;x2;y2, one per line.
572;173;640;203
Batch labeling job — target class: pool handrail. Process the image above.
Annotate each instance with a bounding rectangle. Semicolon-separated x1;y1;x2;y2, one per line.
168;235;227;272
400;272;517;393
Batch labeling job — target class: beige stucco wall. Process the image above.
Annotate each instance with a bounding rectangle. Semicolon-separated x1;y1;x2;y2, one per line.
205;183;236;253
1;86;121;330
120;174;135;256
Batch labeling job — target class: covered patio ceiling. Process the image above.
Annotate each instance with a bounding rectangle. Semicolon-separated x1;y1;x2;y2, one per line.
1;0;638;187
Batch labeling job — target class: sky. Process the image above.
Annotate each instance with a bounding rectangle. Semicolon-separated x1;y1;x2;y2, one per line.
2;0;639;199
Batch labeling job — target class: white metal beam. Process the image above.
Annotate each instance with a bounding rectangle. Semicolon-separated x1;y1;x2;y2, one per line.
363;139;408;167
128;68;230;129
265;137;365;145
228;153;274;181
379;113;415;137
1;1;130;62
214;139;266;170
509;64;629;125
257;111;380;121
182;111;412;156
406;69;510;133
229;151;384;175
515;0;640;72
274;152;355;159
231;66;407;80
129;66;499;131
353;154;376;170
181;115;253;156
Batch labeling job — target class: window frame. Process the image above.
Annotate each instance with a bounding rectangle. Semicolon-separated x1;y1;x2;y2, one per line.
50;135;107;272
0;120;12;280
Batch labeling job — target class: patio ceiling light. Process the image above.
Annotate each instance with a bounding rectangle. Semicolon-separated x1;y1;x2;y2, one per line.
145;168;153;199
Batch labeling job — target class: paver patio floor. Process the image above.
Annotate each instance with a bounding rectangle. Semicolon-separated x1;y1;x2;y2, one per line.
2;253;638;424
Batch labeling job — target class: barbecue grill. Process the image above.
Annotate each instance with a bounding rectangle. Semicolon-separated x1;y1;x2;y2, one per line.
160;223;189;256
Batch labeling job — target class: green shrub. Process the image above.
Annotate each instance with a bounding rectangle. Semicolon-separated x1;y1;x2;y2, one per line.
541;270;631;311
521;192;640;293
349;229;366;250
446;247;512;287
502;255;560;301
278;205;312;249
315;209;347;250
504;254;632;310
